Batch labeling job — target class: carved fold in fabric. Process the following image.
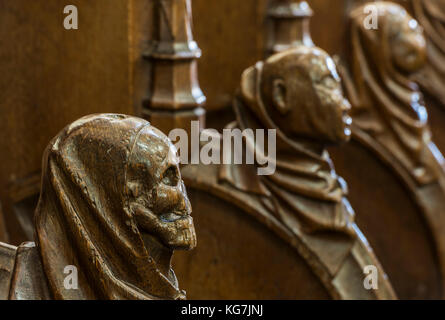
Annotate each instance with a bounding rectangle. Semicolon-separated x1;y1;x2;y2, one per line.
412;0;445;106
220;49;355;237
346;2;444;186
30;114;185;300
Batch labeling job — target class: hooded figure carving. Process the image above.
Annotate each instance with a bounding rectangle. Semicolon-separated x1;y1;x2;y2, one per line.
221;46;355;237
0;114;196;300
412;0;445;106
342;2;445;185
337;2;445;297
203;46;396;299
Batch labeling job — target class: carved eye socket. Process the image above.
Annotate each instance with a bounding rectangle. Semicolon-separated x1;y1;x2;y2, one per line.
161;166;179;186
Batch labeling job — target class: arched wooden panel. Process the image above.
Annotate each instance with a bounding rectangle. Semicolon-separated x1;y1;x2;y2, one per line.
173;188;331;300
330;140;442;299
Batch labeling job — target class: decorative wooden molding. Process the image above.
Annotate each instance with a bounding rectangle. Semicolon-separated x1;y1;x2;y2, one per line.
143;0;206;135
0;242;15;299
0;172;41;244
266;0;314;55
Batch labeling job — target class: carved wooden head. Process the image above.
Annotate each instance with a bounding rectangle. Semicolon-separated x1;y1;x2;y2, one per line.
231;46;357;236
347;2;438;186
351;2;426;74
34;114;194;299
242;46;351;145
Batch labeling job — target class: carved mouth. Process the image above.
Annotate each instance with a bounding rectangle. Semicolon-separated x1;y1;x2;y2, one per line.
159;211;188;223
137;211;196;250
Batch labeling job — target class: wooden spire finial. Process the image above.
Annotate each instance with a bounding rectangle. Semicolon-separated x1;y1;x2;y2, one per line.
266;0;314;56
143;0;206;135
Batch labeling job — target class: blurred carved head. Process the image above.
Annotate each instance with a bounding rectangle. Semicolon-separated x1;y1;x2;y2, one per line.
234;47;356;236
245;46;351;144
348;2;436;186
352;2;426;74
35;114;194;300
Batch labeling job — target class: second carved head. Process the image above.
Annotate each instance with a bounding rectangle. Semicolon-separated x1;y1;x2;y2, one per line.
259;46;352;144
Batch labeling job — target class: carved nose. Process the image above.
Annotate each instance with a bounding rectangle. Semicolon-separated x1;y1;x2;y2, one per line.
154;182;191;217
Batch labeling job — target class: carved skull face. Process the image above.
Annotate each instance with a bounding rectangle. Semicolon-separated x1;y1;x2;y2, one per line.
126;126;196;251
389;11;426;72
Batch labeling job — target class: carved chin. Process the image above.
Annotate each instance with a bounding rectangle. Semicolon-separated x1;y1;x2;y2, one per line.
163;216;197;250
328;123;351;144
